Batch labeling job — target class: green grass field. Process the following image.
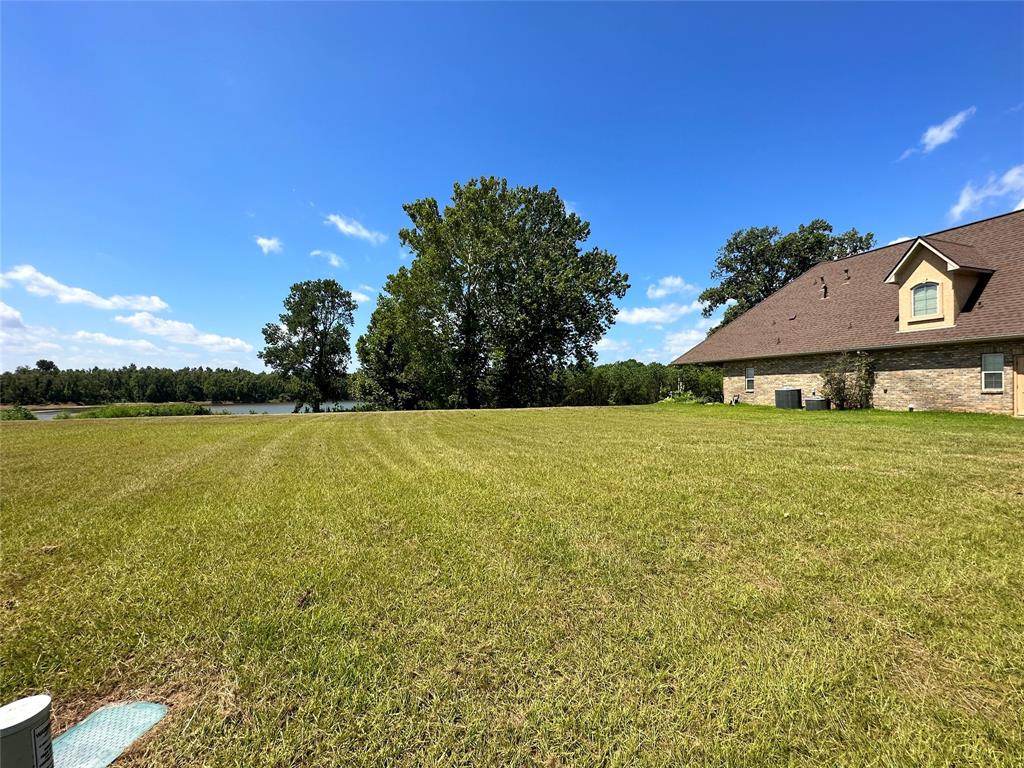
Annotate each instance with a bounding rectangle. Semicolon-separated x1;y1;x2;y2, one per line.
2;404;1022;766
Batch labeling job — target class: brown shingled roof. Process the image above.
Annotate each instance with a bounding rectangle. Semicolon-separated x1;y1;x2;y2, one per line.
920;237;993;272
672;210;1024;365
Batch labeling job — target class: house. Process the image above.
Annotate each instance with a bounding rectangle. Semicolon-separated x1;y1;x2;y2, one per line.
671;210;1024;416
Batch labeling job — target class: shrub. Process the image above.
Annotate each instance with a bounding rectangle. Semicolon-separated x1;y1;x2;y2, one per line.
670;365;724;403
71;403;213;419
667;390;699;403
820;353;875;409
0;405;38;420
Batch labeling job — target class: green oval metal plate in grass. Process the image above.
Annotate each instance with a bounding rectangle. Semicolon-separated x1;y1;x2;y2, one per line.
52;702;166;768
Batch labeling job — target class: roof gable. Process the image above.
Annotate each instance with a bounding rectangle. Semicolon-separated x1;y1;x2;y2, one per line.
884;237;992;283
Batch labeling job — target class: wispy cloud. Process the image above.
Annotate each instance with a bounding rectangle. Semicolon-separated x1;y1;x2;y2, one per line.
596;337;630;353
948;164;1024;221
886;236;913;246
616;300;704;325
325;214;387;246
0;320;61;356
115;312;253;353
646;276;699;300
310;249;345;268
351;290;371;304
0;301;26;330
899;106;976;160
595;336;632;362
0;265;169;312
70;330;160;352
255;236;283;254
639;348;661;362
663;328;705;356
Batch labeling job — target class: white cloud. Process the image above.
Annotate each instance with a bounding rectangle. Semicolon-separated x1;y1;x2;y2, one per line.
663;328;705;356
69;331;159;352
595;336;633;363
255;236;283;254
0;322;61;360
886;236;913;246
948;164;1024;221
115;312;253;353
1;316;260;371
646;276;699;300
0;265;169;311
1015;198;1024;212
0;302;26;329
325;214;387;246
616;300;704;325
353;285;377;304
899;106;976;159
921;106;976;152
310;249;345;268
639;348;661;362
596;337;630;353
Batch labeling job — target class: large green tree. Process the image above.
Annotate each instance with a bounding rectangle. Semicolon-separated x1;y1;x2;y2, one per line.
699;219;875;331
356;177;629;410
260;279;357;412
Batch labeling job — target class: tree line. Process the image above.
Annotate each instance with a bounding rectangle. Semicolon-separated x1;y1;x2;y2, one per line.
0;357;718;409
0;362;319;406
557;360;722;407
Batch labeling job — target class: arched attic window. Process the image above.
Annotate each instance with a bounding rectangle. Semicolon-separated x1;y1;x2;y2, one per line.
911;282;939;317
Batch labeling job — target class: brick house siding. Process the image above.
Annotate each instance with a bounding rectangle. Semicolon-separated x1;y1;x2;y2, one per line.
724;340;1024;414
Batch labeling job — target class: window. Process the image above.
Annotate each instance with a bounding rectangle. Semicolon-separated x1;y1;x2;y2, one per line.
744;367;755;392
982;353;1004;392
911;282;939;317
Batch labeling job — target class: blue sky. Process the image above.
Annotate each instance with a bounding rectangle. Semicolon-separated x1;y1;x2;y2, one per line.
2;2;1022;372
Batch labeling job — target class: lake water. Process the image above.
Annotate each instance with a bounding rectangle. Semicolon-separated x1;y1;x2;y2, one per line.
212;401;359;416
32;401;360;420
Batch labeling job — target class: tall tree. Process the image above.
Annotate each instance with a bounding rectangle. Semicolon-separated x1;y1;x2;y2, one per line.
357;177;629;409
699;219;875;331
260;279;356;412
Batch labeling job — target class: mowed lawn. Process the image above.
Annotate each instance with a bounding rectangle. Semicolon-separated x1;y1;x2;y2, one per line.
2;405;1022;766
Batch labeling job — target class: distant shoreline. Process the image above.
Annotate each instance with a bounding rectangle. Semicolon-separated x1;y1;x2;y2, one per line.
16;400;291;412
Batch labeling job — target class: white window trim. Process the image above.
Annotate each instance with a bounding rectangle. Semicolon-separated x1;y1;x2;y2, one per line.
744;367;755;393
909;281;942;321
981;353;1004;394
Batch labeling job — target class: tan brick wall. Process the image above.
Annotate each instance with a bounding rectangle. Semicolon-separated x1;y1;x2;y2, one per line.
723;340;1024;414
